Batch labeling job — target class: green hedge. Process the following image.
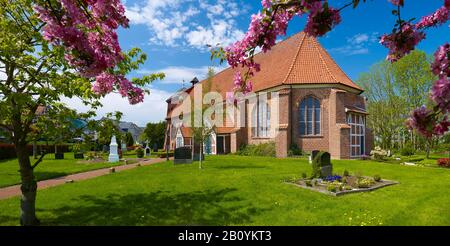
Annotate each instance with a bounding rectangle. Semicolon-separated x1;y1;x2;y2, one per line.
236;142;276;157
0;144;70;160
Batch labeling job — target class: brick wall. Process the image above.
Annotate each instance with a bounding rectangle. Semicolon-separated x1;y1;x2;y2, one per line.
291;88;331;153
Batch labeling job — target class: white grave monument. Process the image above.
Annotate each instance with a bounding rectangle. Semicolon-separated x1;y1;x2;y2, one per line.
145;141;151;157
108;135;120;163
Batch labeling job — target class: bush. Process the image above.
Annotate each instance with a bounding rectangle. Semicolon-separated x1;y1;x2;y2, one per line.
288;143;302;156
370;146;388;161
301;172;307;179
437;158;450;168
72;143;82;153
135;147;144;158
327;184;337;192
357;177;375;188
373;174;381;182
305;180;312;187
400;144;415;156
0;143;70;160
236;142;276;157
343;169;350;177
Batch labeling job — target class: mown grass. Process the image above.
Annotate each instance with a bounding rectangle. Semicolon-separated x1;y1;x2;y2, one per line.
0;154;124;188
0;155;449;226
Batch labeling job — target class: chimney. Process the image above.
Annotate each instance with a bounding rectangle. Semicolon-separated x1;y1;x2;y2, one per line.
190;77;199;86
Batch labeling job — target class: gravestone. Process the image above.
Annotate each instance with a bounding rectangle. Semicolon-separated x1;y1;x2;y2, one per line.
153;143;158;152
108;136;120;163
55;152;64;160
102;145;109;153
174;146;193;164
312;151;332;178
145;145;151;157
121;143;127;153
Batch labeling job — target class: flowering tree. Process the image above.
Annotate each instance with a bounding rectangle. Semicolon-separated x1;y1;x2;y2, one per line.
0;0;163;225
216;0;449;144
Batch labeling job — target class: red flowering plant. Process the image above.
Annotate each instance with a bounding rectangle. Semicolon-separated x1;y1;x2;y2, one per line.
437;158;450;167
212;0;450;141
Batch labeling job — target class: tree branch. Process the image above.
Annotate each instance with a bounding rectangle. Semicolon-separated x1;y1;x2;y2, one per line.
31;151;47;170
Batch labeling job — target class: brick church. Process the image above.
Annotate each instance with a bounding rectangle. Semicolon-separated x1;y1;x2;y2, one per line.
164;32;373;159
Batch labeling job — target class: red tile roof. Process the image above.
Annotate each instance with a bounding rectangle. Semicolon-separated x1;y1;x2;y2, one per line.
196;32;362;99
167;32;363;120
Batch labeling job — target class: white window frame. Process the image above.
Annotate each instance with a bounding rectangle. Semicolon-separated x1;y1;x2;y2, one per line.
347;113;366;157
252;101;271;138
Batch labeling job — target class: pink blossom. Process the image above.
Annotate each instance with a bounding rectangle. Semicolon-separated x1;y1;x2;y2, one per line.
388;0;404;6
93;72;116;95
406;106;434;138
433;118;450;135
431;77;450;113
304;1;341;37
415;5;449;29
34;1;128;76
431;43;450;78
261;0;272;9
380;23;425;62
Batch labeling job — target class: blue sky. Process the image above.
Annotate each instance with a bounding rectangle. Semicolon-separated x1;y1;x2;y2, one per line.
66;0;449;126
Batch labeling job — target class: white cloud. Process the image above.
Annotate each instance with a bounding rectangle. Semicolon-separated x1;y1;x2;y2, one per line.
348;33;369;45
61;87;173;126
125;0;247;49
138;65;228;84
329;32;379;56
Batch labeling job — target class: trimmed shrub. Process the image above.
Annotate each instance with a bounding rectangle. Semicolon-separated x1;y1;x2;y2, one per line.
236;142;276;157
0;143;70;160
437;158;450;168
288;143;302;156
373;174;381;182
400;144;415;156
135;147;144;158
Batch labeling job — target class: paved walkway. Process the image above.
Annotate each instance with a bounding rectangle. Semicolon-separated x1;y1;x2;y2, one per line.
0;158;170;200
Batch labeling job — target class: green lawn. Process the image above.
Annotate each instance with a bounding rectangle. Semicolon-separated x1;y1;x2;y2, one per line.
0;154;125;188
0;155;449;226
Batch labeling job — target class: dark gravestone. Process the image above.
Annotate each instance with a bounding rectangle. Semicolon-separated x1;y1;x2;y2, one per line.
153;143;158;152
55;153;64;160
102;145;109;153
312;151;332;178
74;153;84;159
174;147;193;164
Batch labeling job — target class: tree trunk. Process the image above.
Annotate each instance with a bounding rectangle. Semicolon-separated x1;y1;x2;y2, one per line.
426;141;430;159
16;142;40;226
199;139;203;169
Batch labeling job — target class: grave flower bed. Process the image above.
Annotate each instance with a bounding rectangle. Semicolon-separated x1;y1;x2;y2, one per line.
288;151;398;196
292;174;398;196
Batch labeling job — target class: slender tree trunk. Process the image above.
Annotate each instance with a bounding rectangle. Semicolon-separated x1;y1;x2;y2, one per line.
426;140;431;159
16;142;39;226
199;139;203;169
